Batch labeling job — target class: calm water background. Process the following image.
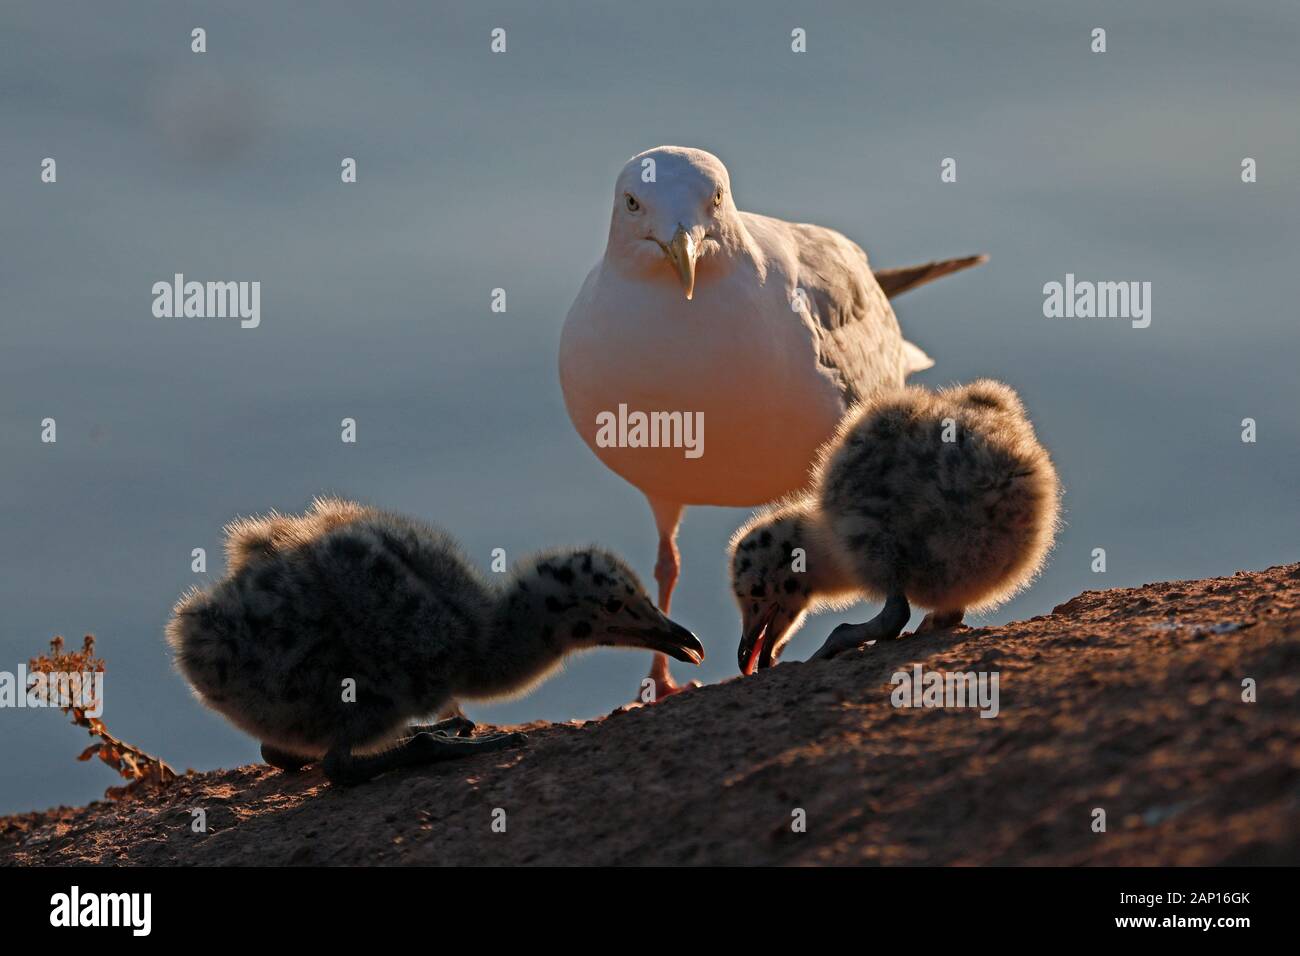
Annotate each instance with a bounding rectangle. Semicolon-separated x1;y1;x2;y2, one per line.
2;1;1297;813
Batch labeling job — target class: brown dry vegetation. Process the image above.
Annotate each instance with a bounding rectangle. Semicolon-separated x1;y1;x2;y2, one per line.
27;636;178;802
2;563;1298;866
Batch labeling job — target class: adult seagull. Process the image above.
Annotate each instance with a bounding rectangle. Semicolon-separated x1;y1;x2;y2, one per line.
559;145;985;698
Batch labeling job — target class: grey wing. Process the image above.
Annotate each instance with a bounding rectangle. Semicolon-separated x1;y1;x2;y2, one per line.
789;222;910;406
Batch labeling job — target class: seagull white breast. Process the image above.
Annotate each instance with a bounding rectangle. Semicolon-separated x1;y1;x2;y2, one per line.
560;148;925;509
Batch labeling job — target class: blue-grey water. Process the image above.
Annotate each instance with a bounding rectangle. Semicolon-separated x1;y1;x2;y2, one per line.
2;0;1296;814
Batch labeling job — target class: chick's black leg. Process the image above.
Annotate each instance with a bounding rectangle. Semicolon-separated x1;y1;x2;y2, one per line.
809;593;910;662
261;743;313;772
323;730;528;786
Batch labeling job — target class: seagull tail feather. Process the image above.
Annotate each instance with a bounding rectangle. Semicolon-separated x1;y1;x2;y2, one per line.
874;254;988;300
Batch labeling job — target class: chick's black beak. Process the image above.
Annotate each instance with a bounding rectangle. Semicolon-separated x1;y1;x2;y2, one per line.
611;614;704;665
738;604;780;676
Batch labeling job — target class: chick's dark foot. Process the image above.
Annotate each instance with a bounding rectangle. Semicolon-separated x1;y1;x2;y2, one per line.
809;621;877;661
324;730;529;786
261;743;313;772
809;593;911;662
406;729;528;755
409;715;477;738
915;608;965;634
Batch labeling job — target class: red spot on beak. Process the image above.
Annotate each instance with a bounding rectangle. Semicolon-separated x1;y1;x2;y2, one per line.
740;604;780;676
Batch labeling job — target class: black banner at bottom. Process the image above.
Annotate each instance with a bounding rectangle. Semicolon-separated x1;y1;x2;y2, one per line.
0;864;1280;942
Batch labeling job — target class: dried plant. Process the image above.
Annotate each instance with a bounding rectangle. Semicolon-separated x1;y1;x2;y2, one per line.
29;635;178;801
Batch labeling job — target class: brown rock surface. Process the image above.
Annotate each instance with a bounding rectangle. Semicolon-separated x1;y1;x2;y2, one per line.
3;563;1298;866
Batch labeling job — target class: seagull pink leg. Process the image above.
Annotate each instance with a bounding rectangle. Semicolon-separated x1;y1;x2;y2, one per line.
654;529;680;614
641;498;699;702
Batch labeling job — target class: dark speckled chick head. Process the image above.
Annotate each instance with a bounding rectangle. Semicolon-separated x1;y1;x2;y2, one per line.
506;547;703;664
728;500;834;674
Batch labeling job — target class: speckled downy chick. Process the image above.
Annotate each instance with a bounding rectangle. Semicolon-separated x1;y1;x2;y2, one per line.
167;497;703;784
730;380;1060;672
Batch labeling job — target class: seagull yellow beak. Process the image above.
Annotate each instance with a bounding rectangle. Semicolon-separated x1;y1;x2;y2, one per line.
662;226;698;300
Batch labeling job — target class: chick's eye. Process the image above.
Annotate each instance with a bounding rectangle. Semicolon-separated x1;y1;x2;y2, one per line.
713;188;724;207
605;599;623;613
625;193;640;212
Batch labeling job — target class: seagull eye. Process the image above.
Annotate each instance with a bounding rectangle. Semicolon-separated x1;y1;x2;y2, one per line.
624;193;640;213
605;599;623;614
713;187;724;207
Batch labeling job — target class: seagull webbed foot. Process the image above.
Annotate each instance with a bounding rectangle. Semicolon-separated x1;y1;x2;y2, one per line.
647;674;702;701
632;653;702;705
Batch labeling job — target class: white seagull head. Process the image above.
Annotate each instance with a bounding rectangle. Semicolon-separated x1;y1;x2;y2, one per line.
605;146;748;300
